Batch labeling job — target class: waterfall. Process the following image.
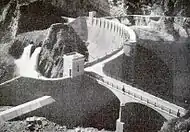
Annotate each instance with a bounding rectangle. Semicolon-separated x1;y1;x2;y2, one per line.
14;44;42;78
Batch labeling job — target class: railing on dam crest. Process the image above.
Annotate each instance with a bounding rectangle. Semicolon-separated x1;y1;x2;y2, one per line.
84;16;136;67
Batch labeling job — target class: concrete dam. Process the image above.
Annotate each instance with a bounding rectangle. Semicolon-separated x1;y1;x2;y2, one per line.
0;14;188;132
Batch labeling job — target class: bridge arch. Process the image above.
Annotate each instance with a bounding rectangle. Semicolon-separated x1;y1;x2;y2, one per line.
96;80;179;121
121;102;166;132
124;100;174;121
108;88;176;121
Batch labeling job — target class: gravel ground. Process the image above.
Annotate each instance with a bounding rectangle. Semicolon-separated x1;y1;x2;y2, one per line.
0;116;112;132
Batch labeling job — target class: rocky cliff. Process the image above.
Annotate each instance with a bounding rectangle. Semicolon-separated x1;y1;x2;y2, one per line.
0;0;109;81
1;0;190;81
109;0;190;16
37;23;88;78
1;0;190;131
159;111;190;132
109;0;190;40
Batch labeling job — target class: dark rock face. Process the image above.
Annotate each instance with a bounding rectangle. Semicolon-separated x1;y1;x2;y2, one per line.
111;1;190;41
0;0;190;82
118;0;190;16
159;110;190;132
0;0;11;8
8;40;25;59
159;0;190;16
38;23;88;78
0;0;108;81
0;0;21;83
0;0;20;43
18;1;65;34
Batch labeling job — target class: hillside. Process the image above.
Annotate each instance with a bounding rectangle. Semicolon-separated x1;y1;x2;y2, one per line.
109;0;190;16
37;23;88;78
1;0;190;131
0;0;109;82
1;0;190;82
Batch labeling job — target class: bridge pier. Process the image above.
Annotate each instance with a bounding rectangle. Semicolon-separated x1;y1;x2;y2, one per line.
116;102;125;132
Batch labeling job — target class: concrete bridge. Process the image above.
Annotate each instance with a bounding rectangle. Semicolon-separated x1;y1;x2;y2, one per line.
0;14;188;131
84;50;186;131
71;15;187;131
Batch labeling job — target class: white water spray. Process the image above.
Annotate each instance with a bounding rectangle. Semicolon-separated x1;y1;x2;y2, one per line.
14;44;42;78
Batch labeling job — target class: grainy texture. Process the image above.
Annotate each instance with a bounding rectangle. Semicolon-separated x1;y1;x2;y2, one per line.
0;75;120;130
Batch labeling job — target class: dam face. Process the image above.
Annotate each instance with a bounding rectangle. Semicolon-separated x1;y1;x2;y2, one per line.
0;75;120;130
70;17;127;62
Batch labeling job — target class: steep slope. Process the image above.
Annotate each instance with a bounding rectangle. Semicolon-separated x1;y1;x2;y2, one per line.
109;0;190;16
0;0;20;43
159;111;190;132
10;23;88;78
37;23;88;78
109;0;190;40
0;0;109;82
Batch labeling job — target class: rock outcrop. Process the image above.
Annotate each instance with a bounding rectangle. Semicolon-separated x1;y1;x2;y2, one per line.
0;0;20;43
109;0;190;40
159;111;190;132
109;0;190;16
38;23;88;78
0;0;108;81
1;0;190;82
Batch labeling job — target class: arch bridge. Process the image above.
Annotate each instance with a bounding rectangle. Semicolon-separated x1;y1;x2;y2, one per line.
78;15;187;132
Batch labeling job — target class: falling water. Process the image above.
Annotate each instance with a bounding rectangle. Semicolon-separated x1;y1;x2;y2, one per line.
14;44;42;78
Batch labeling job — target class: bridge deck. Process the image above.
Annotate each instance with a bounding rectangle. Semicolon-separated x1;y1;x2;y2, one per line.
85;49;186;119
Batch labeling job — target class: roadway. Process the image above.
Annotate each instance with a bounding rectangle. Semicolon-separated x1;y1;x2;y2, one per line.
85;49;186;119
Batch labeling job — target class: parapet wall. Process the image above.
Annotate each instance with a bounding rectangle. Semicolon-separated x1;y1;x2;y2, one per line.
105;15;190;38
86;17;125;61
71;17;136;62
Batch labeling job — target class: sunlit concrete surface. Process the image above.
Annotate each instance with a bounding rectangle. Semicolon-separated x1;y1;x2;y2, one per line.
0;96;55;123
85;49;186;120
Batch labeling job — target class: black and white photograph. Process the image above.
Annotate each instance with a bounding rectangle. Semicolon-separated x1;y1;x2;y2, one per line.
0;0;190;131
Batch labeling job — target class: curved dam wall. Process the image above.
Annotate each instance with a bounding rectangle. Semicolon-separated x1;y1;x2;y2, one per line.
71;17;136;62
0;75;120;130
71;16;190;108
86;17;124;61
79;16;190;108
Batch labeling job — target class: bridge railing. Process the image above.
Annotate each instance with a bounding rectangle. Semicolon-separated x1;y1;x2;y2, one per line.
88;17;130;39
103;71;189;109
85;72;184;118
85;47;123;68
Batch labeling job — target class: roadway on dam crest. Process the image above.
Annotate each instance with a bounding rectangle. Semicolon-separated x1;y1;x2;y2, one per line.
0;16;187;122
